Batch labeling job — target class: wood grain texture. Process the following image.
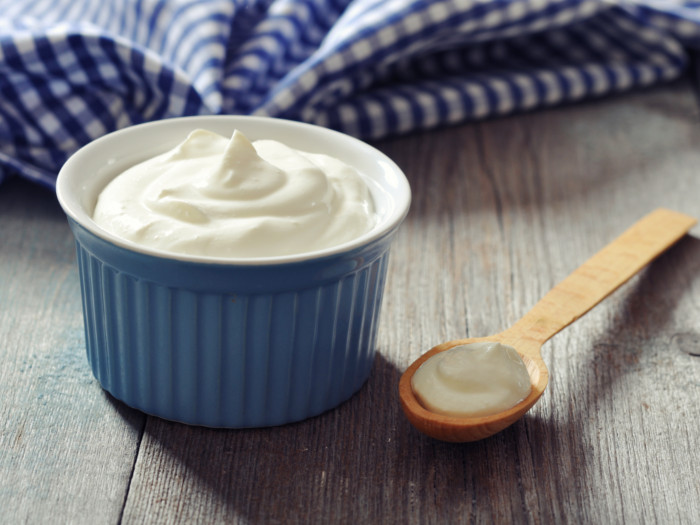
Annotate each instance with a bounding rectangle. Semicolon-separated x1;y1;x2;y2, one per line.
2;80;700;524
0;181;146;524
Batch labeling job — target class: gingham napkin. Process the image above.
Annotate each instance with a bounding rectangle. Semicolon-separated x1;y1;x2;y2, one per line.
1;0;699;188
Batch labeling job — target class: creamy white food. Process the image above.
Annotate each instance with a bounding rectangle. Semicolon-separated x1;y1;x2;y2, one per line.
92;129;377;258
411;342;531;418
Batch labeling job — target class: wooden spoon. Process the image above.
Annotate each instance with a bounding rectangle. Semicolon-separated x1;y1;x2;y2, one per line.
399;208;696;442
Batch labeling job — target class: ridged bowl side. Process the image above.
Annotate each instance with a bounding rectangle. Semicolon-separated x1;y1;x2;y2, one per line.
74;240;390;428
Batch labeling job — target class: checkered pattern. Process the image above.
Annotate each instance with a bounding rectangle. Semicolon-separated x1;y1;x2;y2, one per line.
2;0;700;188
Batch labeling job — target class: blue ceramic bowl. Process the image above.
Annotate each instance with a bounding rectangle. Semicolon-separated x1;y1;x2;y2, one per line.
56;116;410;427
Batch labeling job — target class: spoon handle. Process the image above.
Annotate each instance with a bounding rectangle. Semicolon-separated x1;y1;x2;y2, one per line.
506;208;696;353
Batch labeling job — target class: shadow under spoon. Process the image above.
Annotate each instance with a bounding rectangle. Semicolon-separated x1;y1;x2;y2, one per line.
399;208;697;442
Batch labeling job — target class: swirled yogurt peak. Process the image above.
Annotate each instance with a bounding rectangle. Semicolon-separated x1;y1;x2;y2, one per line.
92;129;378;258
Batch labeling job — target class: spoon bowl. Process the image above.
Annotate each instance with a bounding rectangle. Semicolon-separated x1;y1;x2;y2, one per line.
400;209;696;442
400;334;549;442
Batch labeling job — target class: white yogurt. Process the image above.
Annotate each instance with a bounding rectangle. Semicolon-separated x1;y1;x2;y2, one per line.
92;129;377;258
411;342;531;418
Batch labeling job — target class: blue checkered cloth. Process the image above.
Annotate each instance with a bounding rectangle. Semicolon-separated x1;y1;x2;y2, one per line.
2;0;700;188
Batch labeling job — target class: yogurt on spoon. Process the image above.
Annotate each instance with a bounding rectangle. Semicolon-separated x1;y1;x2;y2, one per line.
411;341;531;418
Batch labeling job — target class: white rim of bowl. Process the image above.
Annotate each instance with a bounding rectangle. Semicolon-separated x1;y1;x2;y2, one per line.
56;116;412;266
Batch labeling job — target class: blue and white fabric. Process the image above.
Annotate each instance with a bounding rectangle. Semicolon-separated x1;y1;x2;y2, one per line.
2;0;700;188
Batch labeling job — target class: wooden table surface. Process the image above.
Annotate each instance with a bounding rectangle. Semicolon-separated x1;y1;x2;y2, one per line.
2;77;700;524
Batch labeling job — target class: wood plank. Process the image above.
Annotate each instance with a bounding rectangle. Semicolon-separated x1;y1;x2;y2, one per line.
0;179;145;524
